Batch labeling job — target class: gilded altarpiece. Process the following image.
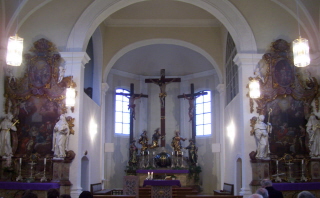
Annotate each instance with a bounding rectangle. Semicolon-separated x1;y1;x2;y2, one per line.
2;38;75;189
249;39;320;187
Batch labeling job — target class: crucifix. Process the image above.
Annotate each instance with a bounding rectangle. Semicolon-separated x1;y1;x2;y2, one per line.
116;83;148;142
145;69;181;147
177;84;207;143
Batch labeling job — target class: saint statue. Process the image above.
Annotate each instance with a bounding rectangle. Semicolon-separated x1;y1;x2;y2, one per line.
0;113;18;157
254;115;271;159
306;114;320;157
52;114;70;158
129;140;138;166
150;128;165;149
171;130;187;155
185;139;198;165
138;130;149;154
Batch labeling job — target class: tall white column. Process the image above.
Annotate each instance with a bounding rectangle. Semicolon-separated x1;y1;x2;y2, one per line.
60;52;90;197
216;84;225;190
234;53;262;196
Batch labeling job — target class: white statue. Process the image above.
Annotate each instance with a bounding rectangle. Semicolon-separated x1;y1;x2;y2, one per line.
58;66;65;83
306;114;320;157
52;114;70;158
0;113;17;157
254;115;272;159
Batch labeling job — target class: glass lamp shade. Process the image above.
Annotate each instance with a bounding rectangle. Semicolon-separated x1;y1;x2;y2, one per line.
292;37;310;67
6;34;24;66
249;79;260;99
66;87;76;106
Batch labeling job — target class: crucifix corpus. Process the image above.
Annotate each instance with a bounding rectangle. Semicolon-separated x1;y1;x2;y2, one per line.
177;83;207;143
145;69;181;147
116;83;148;142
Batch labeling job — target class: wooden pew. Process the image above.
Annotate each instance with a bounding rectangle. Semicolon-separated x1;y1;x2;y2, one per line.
93;195;136;198
186;196;243;198
90;183;112;195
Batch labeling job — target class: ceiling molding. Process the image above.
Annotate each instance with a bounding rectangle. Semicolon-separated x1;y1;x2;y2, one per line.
104;18;221;27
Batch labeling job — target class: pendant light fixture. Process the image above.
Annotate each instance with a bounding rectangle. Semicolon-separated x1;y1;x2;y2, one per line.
6;1;24;66
249;78;261;99
292;0;310;67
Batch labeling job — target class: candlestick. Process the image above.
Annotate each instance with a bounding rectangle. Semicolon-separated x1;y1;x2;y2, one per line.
302;159;304;164
148;172;150;179
151;172;153;179
19;158;22;164
44;158;46;165
276;160;278;165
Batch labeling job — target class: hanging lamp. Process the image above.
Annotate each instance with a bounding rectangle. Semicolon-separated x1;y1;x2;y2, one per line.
249;79;260;99
292;0;310;67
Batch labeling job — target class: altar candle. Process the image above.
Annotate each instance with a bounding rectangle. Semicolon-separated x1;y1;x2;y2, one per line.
302;160;304;165
148;172;150;178
151;172;153;179
44;158;46;165
19;158;22;164
276;160;278;165
182;152;183;155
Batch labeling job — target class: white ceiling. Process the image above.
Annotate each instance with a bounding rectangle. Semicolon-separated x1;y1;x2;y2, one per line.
106;0;220;76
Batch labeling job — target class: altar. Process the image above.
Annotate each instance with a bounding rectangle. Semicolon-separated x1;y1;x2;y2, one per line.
136;169;190;187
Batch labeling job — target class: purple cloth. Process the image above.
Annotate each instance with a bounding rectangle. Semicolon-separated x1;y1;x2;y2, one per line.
137;170;188;174
0;182;60;190
272;182;320;191
143;180;181;187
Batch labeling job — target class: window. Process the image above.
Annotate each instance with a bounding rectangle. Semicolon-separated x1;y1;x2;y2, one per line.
115;88;130;134
196;91;211;136
225;32;238;104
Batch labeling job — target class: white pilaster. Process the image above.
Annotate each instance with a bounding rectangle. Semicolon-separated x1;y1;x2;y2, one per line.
216;83;225;190
60;51;90;197
234;53;262;196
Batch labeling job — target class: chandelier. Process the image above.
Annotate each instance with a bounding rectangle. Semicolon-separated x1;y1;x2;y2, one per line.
249;79;260;99
66;87;76;107
6;34;24;66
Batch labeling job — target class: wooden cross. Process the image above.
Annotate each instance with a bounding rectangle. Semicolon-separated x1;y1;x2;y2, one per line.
116;83;148;142
177;84;207;142
145;69;181;147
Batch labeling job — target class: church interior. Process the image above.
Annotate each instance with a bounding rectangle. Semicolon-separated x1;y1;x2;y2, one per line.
1;0;320;197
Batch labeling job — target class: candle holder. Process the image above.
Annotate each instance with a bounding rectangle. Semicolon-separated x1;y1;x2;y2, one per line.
40;160;47;182
274;160;282;182
285;162;295;183
16;158;22;181
27;161;36;183
300;160;307;182
180;152;184;168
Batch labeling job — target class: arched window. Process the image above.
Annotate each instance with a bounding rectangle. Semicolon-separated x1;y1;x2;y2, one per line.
196;90;211;136
115;88;130;134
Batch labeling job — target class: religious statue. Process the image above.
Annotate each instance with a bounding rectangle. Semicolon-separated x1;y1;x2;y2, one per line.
126;93;142;120
254;114;272;159
129;139;138;166
150;128;165;149
171;130;187;155
185;139;198;165
138;130;149;154
0;113;18;157
58;66;65;83
306;114;320;157
52;114;70;158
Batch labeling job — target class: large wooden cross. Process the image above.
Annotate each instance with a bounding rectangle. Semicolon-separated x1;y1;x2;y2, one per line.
145;69;181;147
177;84;207;143
116;83;148;142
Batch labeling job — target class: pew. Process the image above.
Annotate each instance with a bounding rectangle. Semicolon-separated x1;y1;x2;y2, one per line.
90;183;112;195
93;196;136;198
186;196;243;198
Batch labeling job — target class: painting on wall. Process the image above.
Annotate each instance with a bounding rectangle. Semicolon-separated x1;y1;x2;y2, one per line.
249;39;319;159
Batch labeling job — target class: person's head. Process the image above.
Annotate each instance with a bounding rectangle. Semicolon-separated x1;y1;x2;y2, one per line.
47;188;60;198
248;194;263;198
60;194;71;198
22;190;38;198
256;188;268;198
258;115;265;122
297;191;315;198
260;179;273;188
79;191;93;198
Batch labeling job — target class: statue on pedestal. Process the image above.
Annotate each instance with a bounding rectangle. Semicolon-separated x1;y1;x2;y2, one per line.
150;128;164;149
254;115;272;159
138;130;149;154
0;113;18;157
171;130;187;155
52;114;70;158
306;113;320;157
129;139;138;167
185;139;198;165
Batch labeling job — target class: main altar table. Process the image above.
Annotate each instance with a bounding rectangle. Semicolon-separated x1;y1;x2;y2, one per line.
143;180;181;187
137;170;189;187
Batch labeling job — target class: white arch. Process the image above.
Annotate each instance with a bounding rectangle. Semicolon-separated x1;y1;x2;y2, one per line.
66;0;257;53
102;38;222;83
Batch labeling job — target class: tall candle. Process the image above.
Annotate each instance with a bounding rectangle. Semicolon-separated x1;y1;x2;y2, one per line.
19;158;22;164
151;172;153;179
44;158;46;165
302;160;304;164
182;152;183;155
148;172;150;178
276;160;278;165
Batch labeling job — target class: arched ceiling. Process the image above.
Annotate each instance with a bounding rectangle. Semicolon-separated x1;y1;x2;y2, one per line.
105;0;221;76
112;44;214;76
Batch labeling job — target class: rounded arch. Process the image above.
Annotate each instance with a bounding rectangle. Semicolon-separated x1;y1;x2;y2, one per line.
103;38;222;83
66;0;257;54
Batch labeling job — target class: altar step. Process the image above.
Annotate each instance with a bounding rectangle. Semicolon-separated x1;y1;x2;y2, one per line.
139;187;199;198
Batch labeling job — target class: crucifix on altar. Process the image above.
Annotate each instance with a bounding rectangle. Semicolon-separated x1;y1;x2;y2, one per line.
116;83;148;142
145;69;181;147
178;84;207;143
